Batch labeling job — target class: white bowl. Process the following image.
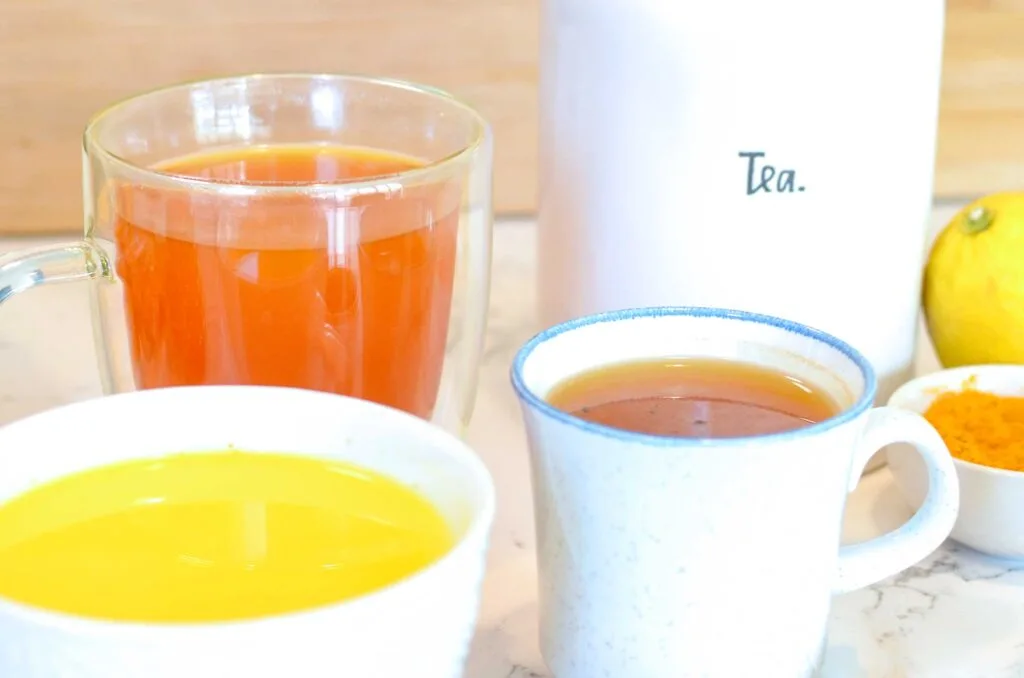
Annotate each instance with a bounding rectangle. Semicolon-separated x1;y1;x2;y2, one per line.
0;386;496;678
887;365;1024;560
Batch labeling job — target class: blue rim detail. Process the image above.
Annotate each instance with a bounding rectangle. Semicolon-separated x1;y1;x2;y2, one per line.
509;306;878;447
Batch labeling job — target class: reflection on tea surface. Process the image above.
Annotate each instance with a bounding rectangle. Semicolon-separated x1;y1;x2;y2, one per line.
547;357;839;438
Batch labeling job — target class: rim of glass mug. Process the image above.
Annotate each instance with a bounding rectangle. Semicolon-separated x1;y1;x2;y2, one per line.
0;385;496;638
82;72;491;197
510;306;878;447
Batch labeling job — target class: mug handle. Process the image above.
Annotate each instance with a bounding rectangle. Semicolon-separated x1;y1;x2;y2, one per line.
833;406;960;594
0;241;109;303
0;241;113;383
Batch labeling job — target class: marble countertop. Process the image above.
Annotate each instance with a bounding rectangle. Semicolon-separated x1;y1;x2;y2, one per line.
1;204;1023;678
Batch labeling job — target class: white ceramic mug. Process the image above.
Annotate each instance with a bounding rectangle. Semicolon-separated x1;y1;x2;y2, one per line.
0;386;495;678
511;307;959;678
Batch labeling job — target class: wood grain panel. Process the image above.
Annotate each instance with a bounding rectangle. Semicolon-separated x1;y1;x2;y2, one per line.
0;0;1019;233
936;0;1024;198
0;0;539;233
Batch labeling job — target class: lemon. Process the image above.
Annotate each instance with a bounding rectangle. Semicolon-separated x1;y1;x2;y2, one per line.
923;193;1024;368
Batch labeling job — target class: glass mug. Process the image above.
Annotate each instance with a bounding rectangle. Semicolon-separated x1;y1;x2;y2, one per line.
0;74;493;434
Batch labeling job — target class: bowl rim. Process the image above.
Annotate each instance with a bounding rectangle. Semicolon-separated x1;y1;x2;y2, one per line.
888;363;1024;480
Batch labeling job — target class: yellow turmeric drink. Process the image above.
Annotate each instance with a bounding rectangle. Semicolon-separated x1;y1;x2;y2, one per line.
0;452;454;623
923;389;1024;472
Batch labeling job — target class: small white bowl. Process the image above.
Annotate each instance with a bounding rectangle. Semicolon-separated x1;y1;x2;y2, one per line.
887;364;1024;560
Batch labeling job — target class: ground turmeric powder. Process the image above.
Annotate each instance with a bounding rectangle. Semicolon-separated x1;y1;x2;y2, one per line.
923;387;1024;472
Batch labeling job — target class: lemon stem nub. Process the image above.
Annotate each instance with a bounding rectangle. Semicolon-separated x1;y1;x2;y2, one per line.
961;206;994;235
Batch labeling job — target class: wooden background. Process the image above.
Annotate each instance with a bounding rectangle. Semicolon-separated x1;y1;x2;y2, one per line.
0;0;1020;234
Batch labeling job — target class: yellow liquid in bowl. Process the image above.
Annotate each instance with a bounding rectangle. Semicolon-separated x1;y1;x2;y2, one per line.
0;452;454;623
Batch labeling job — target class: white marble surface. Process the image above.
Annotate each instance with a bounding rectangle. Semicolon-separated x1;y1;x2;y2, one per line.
2;204;1024;677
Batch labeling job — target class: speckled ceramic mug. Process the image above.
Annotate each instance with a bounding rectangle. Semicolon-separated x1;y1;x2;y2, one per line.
511;307;960;678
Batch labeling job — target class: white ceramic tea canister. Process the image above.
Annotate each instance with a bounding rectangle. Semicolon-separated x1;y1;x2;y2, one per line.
538;0;946;446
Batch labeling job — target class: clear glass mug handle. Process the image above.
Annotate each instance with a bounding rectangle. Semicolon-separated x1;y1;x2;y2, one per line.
0;241;114;394
0;241;111;304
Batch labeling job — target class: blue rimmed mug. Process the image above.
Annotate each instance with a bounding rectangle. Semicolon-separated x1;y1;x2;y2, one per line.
511;307;959;678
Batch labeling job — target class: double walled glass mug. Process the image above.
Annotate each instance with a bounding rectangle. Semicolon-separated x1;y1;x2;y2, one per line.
0;74;494;434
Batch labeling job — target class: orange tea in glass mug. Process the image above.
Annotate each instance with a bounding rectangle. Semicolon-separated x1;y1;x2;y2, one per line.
0;74;493;432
